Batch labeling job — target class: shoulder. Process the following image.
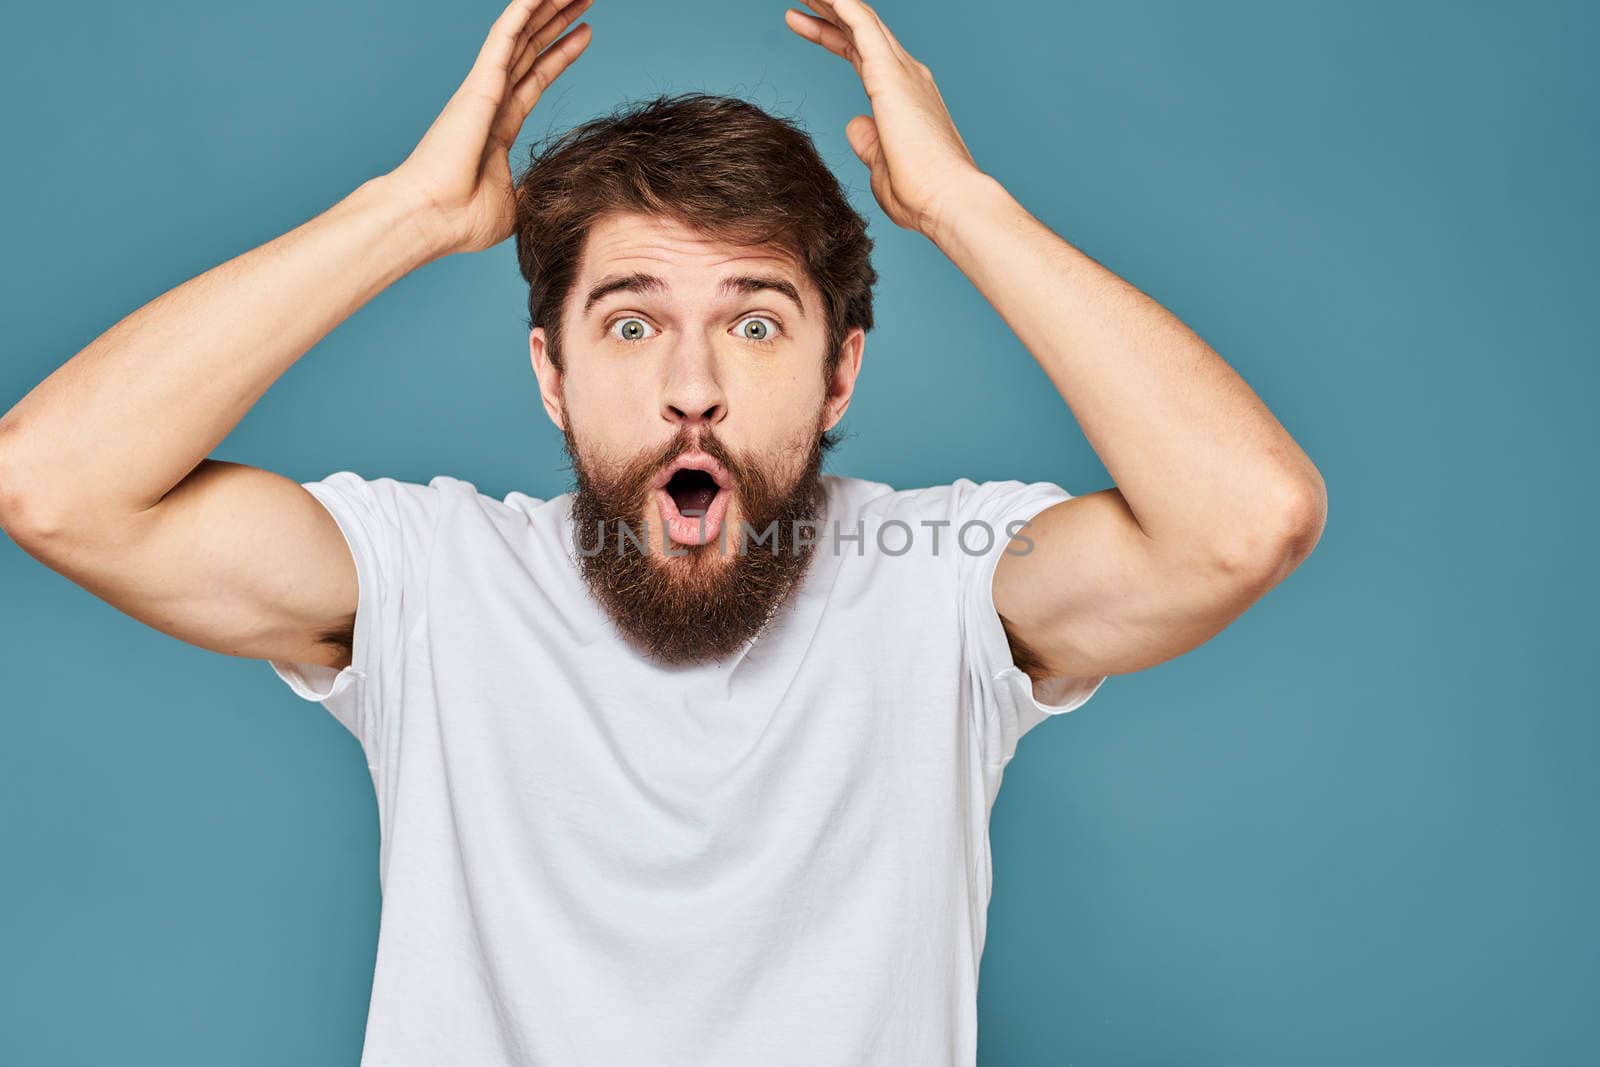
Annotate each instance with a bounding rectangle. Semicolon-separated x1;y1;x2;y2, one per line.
422;474;573;541
307;471;571;548
826;473;1068;524
821;472;965;517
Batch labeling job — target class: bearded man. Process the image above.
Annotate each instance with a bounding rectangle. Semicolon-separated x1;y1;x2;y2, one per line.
0;1;1326;1064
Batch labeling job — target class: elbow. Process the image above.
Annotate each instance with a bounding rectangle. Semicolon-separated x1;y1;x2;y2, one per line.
0;465;38;547
0;422;25;536
0;424;66;549
1279;473;1328;563
1212;474;1328;582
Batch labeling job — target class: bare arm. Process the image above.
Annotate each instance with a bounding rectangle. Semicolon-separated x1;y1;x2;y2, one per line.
933;174;1327;678
788;0;1326;679
0;0;596;670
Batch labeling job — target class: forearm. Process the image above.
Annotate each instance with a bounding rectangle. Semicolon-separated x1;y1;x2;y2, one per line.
0;174;442;528
926;173;1325;557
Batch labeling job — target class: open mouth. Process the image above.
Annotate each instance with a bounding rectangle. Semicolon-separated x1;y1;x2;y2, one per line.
665;467;720;517
654;452;734;547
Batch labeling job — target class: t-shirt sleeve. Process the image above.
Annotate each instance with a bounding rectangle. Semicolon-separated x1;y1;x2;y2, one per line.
951;477;1109;767
266;470;443;758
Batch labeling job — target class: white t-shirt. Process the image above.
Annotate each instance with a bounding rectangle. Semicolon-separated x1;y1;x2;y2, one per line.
269;470;1107;1066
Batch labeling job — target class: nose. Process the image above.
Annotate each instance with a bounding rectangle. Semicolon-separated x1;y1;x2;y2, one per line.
659;340;726;428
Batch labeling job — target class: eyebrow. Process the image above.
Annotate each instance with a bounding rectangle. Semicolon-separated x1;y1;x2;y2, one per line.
581;272;806;318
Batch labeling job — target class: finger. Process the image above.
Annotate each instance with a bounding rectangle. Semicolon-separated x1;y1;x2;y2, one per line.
508;0;593;88
472;0;555;78
482;0;590;147
529;0;594;54
845;113;882;171
784;9;860;65
493;21;593;145
853;0;918;66
798;0;896;66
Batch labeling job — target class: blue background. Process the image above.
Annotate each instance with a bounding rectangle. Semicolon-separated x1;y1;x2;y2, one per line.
2;0;1594;1062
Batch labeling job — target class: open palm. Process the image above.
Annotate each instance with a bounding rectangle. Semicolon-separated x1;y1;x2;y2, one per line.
391;0;595;256
784;0;982;236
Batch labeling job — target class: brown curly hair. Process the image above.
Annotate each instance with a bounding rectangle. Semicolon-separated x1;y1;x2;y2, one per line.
511;92;878;389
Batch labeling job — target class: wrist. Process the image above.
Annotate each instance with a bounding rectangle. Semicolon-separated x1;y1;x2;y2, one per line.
920;170;1010;249
355;173;459;268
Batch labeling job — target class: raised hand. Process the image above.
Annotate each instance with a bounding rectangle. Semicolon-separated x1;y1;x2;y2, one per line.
390;0;595;256
784;0;984;236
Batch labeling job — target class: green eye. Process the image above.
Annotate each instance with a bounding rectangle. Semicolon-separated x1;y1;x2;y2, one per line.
611;317;654;342
736;315;781;344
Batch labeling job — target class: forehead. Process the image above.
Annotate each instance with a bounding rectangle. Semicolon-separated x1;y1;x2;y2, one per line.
572;210;813;316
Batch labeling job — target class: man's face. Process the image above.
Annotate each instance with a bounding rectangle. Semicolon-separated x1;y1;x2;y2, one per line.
530;210;864;663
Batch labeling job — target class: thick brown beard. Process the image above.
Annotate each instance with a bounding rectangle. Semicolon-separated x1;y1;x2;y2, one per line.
563;416;829;665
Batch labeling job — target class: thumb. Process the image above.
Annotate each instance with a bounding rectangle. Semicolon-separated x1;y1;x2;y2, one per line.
846;114;882;171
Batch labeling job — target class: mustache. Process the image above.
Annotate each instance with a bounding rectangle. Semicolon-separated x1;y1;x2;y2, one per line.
566;425;779;518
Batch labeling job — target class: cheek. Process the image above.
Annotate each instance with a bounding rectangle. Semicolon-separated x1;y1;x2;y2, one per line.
735;357;825;414
565;367;655;432
731;382;826;467
769;375;827;434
